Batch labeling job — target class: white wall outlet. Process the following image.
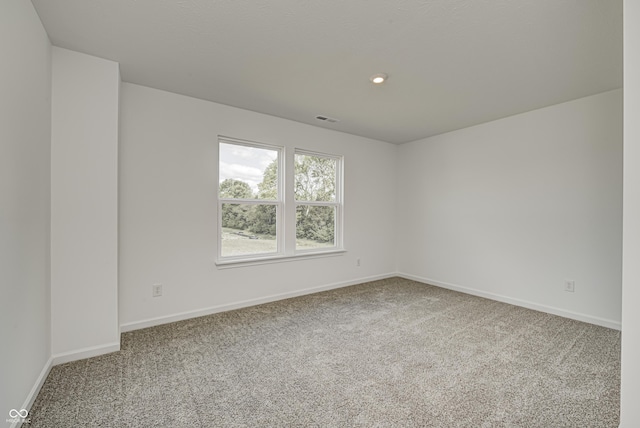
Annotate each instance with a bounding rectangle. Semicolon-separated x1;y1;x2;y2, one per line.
564;280;575;292
152;283;163;297
356;258;361;267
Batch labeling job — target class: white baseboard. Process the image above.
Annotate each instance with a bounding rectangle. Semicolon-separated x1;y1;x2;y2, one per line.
397;272;621;330
10;356;54;428
120;272;396;333
10;343;120;428
51;342;121;366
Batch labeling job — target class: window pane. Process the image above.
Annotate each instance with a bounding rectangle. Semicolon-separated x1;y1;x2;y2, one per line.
296;205;335;250
219;142;278;200
294;153;336;202
221;203;277;257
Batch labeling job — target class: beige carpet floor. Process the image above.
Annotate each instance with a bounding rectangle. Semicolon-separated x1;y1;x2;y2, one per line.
28;277;620;427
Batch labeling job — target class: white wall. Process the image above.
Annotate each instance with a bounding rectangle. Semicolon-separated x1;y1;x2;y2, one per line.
397;90;622;328
50;48;120;359
0;0;52;414
620;1;640;425
118;83;397;329
0;0;51;414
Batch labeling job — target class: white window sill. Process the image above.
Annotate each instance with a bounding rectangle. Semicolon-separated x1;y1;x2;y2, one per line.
215;249;346;269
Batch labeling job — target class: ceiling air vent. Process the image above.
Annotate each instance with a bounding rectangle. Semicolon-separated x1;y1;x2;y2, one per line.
315;115;340;123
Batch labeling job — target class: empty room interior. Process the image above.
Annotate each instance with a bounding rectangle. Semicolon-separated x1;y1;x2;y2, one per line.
2;0;640;427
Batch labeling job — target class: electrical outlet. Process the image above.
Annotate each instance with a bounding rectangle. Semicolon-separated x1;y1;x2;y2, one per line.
564;280;575;293
152;283;163;297
356;258;361;267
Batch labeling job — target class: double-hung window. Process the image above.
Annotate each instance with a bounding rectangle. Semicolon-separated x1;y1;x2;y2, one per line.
294;150;342;251
218;137;283;260
217;137;343;264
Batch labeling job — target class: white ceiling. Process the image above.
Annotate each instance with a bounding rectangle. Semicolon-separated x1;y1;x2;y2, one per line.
31;0;622;144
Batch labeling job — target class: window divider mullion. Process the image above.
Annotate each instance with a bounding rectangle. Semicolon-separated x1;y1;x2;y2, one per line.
284;147;296;256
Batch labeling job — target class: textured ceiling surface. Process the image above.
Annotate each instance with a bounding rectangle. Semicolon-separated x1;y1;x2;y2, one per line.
31;0;622;144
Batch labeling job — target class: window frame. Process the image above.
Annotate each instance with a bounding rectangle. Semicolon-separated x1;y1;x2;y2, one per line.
293;149;344;254
216;137;344;267
217;136;284;262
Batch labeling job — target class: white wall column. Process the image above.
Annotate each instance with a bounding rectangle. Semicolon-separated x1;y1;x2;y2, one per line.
51;47;120;360
620;1;640;426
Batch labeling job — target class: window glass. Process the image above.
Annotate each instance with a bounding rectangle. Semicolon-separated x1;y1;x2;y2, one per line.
294;153;336;202
296;205;335;250
219;142;278;200
220;203;277;257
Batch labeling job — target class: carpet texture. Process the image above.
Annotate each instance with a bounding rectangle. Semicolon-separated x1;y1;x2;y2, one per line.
28;278;620;427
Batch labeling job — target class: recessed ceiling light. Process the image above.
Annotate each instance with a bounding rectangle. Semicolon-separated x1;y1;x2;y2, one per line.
370;73;388;84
